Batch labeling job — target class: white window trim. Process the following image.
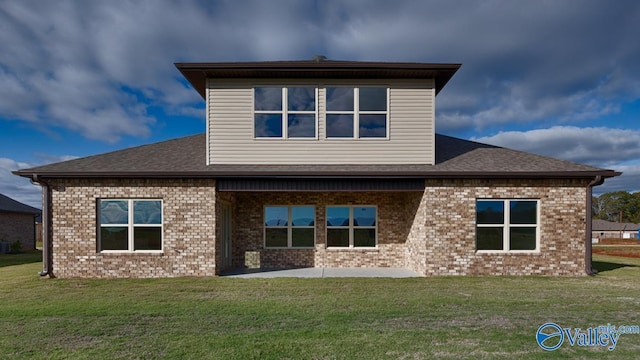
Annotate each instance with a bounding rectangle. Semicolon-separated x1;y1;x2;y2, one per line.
98;199;163;253
326;205;378;248
476;199;540;253
325;87;389;140
264;205;316;249
253;87;319;140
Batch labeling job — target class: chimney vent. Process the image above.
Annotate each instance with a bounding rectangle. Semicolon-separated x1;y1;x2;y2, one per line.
312;55;328;62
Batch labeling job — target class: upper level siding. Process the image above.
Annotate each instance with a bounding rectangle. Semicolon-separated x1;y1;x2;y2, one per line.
207;79;435;165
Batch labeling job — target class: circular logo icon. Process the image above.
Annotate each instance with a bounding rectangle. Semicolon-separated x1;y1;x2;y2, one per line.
536;322;564;351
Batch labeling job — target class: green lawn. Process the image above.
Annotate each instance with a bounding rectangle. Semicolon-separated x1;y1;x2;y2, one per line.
1;252;639;359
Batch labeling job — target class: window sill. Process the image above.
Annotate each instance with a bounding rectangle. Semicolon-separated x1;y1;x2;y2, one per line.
475;250;541;255
253;137;319;141
98;251;164;255
263;247;316;250
325;137;390;141
326;247;379;251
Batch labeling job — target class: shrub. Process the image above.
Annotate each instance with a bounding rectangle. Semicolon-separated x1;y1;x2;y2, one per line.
10;240;23;254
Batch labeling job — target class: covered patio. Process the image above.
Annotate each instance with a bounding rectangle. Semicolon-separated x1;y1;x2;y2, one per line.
220;267;422;278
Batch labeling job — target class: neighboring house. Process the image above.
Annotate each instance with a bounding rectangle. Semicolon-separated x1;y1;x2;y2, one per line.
14;59;620;278
0;193;41;253
592;219;640;240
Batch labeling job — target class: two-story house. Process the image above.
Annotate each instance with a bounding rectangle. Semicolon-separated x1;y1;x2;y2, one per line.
15;59;619;278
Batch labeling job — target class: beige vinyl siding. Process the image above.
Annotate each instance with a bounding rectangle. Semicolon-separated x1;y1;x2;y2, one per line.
207;79;435;165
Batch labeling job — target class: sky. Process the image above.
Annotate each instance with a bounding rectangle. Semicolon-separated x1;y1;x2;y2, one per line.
1;0;640;208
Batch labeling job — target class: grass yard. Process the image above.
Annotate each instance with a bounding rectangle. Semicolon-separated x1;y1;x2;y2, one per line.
1;252;639;359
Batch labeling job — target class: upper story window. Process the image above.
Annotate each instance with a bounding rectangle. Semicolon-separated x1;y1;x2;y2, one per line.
476;199;539;252
326;87;388;139
254;87;317;138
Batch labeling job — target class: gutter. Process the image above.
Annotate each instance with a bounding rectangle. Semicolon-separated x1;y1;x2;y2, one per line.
29;175;53;278
585;176;604;276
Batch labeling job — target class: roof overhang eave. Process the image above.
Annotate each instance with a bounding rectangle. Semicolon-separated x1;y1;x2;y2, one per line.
175;62;462;98
13;170;622;180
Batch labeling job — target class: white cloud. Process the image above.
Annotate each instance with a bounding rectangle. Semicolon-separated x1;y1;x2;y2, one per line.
474;126;640;194
473;126;640;166
0;152;80;208
595;165;640;195
0;158;41;208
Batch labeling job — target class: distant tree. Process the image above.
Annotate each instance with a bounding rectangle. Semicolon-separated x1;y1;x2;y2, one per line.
592;195;608;220
592;191;640;223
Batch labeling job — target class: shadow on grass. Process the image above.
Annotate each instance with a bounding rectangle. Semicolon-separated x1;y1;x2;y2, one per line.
592;260;637;273
0;251;42;268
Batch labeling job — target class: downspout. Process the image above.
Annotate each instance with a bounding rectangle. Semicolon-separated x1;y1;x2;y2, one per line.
585;176;604;276
33;213;38;251
30;175;53;277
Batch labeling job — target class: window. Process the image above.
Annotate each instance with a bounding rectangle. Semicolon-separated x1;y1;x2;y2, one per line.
254;87;317;138
326;87;387;138
476;200;539;252
326;206;377;247
264;206;315;248
98;199;163;252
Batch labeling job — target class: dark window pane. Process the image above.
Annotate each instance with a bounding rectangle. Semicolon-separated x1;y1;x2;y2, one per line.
359;87;387;111
100;200;128;224
134;227;162;250
353;207;376;227
359;114;387;138
100;227;128;250
354;228;376;247
326;87;354;111
265;206;288;226
265;228;288;247
476;227;503;250
326;114;354;138
255;87;282;110
510;201;537;224
134;201;162;224
476;201;505;224
327;207;350;226
288;87;315;111
288;114;316;138
292;206;315;226
510;227;537;250
292;228;315;247
327;229;349;247
255;114;283;137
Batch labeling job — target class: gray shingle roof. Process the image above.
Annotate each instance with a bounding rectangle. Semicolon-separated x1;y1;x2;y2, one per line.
13;133;619;179
592;219;640;232
0;193;41;214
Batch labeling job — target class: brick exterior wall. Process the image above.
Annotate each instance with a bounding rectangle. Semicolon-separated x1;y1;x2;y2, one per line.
231;192;422;269
413;179;590;276
45;177;591;278
0;212;37;251
48;178;217;278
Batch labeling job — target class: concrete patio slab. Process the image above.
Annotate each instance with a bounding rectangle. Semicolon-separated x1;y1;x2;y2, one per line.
221;267;422;278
